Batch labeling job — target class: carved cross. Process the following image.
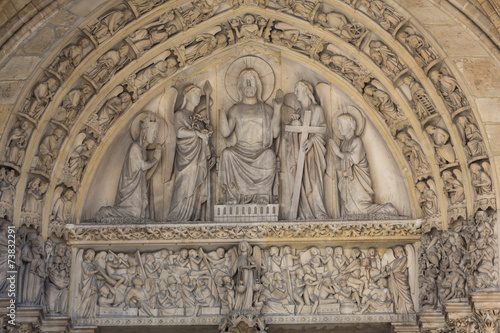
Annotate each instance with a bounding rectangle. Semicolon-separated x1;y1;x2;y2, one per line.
285;110;326;220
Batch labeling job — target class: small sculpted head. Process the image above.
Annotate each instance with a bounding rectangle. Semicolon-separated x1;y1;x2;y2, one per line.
294;80;316;105
337;113;356;138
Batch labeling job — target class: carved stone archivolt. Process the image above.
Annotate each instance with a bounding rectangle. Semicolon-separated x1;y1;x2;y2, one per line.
0;0;498;332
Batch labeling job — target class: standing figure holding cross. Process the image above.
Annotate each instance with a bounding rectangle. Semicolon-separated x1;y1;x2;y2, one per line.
286;80;329;220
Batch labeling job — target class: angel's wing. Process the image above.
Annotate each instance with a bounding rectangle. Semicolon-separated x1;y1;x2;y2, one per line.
381;248;395;269
404;244;418;310
453;168;463;182
227;246;238;276
426;178;437;194
482;161;491;177
316;82;340;218
50;186;65;219
158;86;178;182
253;246;262;277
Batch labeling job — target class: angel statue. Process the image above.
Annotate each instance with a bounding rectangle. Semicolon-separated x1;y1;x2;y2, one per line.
230;241;262;312
285;80;329;220
96;113;163;221
328;111;398;217
380;246;416;314
166;84;215;221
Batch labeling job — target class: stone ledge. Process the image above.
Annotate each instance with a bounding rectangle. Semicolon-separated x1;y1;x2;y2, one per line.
67;219;422;245
73;313;416;327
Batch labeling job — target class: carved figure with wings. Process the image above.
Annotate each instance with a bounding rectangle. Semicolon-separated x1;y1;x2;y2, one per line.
155;83;215;222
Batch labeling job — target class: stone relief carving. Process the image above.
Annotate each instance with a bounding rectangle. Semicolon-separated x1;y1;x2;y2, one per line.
21;176;49;228
0;168;18;221
415;179;440;231
86;88;133;140
359;0;405;33
455;115;487;160
73;242;417;320
20;77;59;121
328;111;398;218
95;113;163;221
180;26;230;64
69;220;421;241
127;13;178;55
396;130;430;178
51;185;76;223
60;133;96;188
396;27;439;71
474;308;500;333
284;80;329;220
429;69;469;115
44;242;71;314
369;40;407;81
53;85;93;128
269;21;322;58
127;0;169;16
424;125;457;169
363;83;407;134
18;231;46;306
83;44;133;91
84;6;135;45
401;76;437;123
4;118;34;166
315;10;367;47
125;53;179;99
48;37;93;82
319;48;372;92
0;221;13;293
418;211;498;310
218;60;282;205
441;169;466;221
34;126;66;175
166;84;215;221
470;161;496;211
229;14;270;41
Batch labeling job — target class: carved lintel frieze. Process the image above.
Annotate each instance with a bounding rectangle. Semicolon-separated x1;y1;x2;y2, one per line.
67;220;421;243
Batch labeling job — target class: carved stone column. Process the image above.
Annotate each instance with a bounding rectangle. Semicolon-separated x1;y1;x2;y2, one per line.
470;292;500;333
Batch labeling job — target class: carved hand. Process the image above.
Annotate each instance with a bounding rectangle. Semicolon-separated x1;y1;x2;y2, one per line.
273;89;284;107
328;139;341;157
303;138;313;153
153;144;162;160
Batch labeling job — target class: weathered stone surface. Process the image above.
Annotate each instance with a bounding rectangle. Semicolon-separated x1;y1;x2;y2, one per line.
23;27;56;54
69;0;108;17
476;98;500;123
462;58;500;97
484;124;500;155
0;104;13;137
0;80;24;104
49;10;78;26
397;0;456;25
0;56;40;79
426;25;489;57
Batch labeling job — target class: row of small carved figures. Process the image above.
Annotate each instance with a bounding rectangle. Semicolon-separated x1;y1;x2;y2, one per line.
76;244;414;317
